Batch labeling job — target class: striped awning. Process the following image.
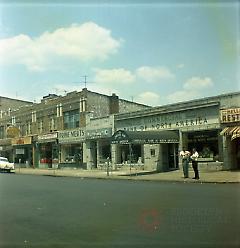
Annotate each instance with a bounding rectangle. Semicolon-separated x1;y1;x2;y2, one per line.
220;126;240;140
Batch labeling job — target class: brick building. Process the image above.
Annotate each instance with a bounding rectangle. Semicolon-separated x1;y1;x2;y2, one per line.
0;88;149;167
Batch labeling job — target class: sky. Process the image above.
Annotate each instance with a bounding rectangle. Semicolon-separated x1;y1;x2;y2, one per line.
0;0;239;106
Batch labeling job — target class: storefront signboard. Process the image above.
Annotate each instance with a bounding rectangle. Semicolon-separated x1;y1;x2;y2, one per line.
220;108;240;123
16;148;25;155
86;128;112;139
38;132;58;143
116;105;219;131
12;136;32;145
58;128;85;144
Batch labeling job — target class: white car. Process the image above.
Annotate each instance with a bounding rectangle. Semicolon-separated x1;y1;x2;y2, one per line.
0;157;15;173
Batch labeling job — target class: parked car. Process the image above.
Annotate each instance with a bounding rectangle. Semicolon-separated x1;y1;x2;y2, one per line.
0;157;15;173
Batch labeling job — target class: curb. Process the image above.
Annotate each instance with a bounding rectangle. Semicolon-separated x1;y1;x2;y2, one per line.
13;171;240;184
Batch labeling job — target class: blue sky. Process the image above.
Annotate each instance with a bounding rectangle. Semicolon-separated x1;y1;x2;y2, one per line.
0;0;239;106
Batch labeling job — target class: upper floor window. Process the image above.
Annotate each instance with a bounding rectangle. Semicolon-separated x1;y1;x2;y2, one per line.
11;116;16;125
32;111;37;122
26;122;31;135
49;118;55;131
0;126;4;139
64;110;79;129
38;120;43;133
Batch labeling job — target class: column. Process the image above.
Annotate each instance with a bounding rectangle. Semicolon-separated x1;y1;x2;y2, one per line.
111;144;118;170
85;140;94;170
96;140;100;168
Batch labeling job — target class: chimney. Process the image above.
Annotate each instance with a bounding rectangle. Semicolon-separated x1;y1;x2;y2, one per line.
109;93;119;114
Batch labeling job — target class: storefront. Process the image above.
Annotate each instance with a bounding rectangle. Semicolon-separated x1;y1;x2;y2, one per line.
12;136;33;166
58;128;85;168
85;115;114;169
37;132;58;169
86;128;112;169
116;103;221;167
111;130;179;171
0;138;13;162
220;108;240;170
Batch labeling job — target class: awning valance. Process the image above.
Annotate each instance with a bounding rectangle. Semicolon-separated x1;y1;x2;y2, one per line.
112;130;179;144
220;126;240;140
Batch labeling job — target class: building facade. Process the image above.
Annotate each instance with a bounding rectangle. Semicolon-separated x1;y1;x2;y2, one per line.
0;96;33;159
0;89;149;168
0;91;239;171
84;91;239;171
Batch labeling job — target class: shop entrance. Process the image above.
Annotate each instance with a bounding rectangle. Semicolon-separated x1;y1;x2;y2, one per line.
168;143;179;169
39;143;53;168
14;146;32;167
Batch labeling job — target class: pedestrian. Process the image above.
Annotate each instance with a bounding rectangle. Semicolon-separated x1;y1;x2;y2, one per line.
191;148;199;179
180;149;191;178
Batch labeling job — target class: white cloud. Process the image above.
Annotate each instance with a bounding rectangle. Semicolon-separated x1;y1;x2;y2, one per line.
136;66;175;83
93;65;174;86
184;77;213;90
167;90;199;103
94;68;136;84
136;91;161;106
0;22;122;71
167;76;214;103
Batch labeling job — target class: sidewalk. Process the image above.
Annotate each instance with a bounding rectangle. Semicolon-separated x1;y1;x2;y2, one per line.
14;167;240;183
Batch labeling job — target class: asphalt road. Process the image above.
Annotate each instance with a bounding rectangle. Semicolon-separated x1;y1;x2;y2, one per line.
0;174;239;248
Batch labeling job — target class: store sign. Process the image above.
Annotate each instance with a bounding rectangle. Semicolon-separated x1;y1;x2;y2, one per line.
6;126;21;138
38;132;58;143
86;128;112;139
58;128;85;143
12;136;32;145
220;108;240;123
16;148;25;155
117;106;219;131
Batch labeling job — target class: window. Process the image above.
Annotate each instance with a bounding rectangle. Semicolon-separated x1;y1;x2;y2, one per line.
64;110;80;129
11;116;16;125
26;122;31;135
150;149;155;157
49;118;55;131
0;126;4;139
38;120;43;133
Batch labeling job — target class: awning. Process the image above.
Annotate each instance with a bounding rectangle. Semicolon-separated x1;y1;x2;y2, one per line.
112;130;179;144
220;126;240;140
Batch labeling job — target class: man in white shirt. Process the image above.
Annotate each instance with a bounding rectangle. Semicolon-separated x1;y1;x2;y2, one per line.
191;148;199;179
180;149;191;178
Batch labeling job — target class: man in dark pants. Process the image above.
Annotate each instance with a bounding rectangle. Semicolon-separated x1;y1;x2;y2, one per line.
180;149;190;178
191;148;199;179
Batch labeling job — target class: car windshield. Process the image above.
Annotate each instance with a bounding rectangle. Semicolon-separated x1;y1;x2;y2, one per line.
0;158;8;162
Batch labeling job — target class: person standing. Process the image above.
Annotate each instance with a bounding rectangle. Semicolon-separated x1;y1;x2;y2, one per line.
180;149;191;178
191;148;199;179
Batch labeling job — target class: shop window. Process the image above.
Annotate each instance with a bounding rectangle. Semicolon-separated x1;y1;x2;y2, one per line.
188;130;219;161
100;144;111;162
62;144;83;164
